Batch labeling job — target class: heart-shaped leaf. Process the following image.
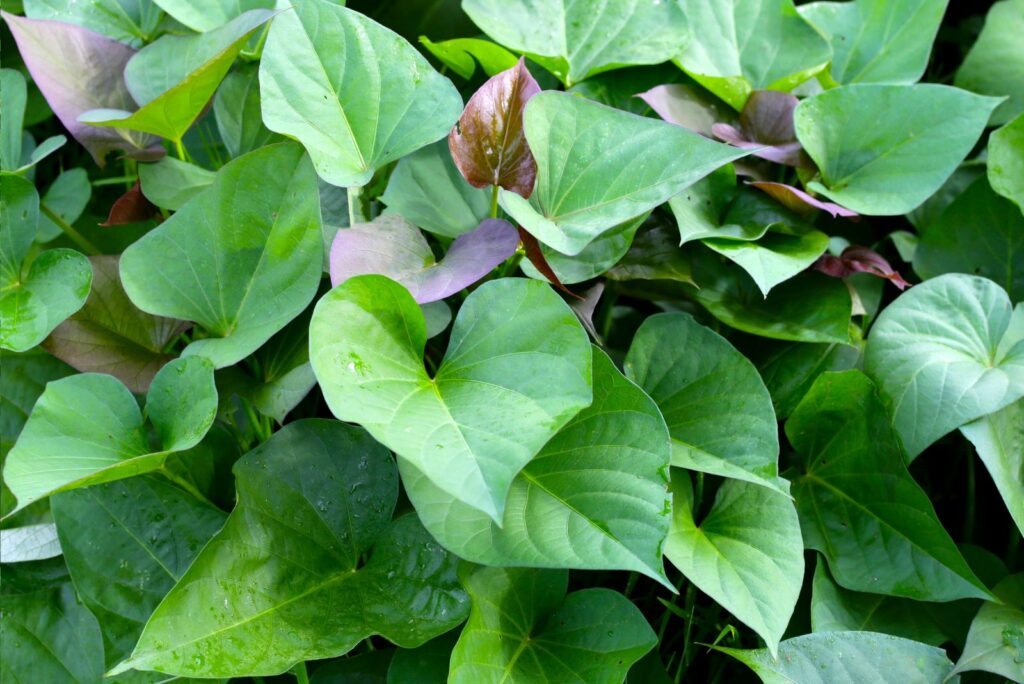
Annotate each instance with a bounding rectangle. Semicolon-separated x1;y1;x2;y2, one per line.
500;91;749;256
674;0;831;110
381;140;491;238
120;143;323;368
138;156;215;210
666;471;803;657
799;0;948;85
703;230;830;296
748;337;861;419
449;58;539;197
152;0;274;32
329;216;519;303
1;12;159;165
449;566;656;683
51;475;227;666
213;63;280;160
79;10;274;145
864;273;1024;459
949;574;1024;680
794;84;1002;215
42;255;187;393
625;313;784;492
462;0;688;86
787;370;993;601
402;347;671;585
961;400;1024;537
711;91;806;166
2;356;217;515
110;419;469;678
988;113;1024;210
309;275;592;522
954;0;1024;126
259;0;463;188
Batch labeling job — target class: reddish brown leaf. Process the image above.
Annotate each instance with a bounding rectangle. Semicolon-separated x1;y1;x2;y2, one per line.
101;181;160;226
517;227;580;299
813;245;911;290
449;57;540;198
712;91;809;167
750;181;859;219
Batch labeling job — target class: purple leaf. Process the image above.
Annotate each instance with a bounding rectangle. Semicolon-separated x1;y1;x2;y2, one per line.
813;245;910;290
750;181;859;219
449;57;540;198
517;226;580;299
329;215;519;303
100;181;160;226
637;83;733;138
712;91;807;167
2;11;161;166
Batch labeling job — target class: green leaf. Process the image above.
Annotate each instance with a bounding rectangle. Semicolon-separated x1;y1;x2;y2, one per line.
120;143;323;368
402;347;671;585
2;356;217;515
606;218;695;286
810;558;976;647
794;84;1002;215
111;420;469;678
51;476;227;666
955;0;1024;126
989;112;1024;209
864;273;1024;459
380;140;490;238
913;176;1024;302
259;0;463;188
213;63;280;160
747;338;862;419
418;36;517;80
310;275;591;522
675;0;831;110
137;156;215;211
520;214;646;285
0;583;105;682
716;631;957;683
79;10;274;144
449;566;656;684
625;313;784;491
961;400;1024;537
0;523;61;563
703;231;830;296
388;633;456;684
24;0;163;46
42;255;187;394
787;370;993;601
500;91;748;256
38;168;91;242
799;0;948;85
666;471;803;656
152;0;274;32
462;0;688;86
949;574;1024;681
0;68;27;171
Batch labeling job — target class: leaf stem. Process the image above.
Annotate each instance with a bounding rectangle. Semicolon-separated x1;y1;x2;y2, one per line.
39;203;100;255
292;662;309;684
348;186;367;225
678;583;698;683
159;466;216;509
173;138;189;162
490;184;500;219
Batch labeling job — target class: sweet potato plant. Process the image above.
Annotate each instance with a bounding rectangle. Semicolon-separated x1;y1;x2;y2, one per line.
1;0;1023;682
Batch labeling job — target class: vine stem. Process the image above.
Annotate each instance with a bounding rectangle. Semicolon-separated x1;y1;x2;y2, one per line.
173;138;189;162
490;184;499;219
39;203;100;255
292;662;309;684
348;185;367;225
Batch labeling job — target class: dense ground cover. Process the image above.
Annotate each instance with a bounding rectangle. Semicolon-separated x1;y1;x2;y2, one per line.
1;0;1022;682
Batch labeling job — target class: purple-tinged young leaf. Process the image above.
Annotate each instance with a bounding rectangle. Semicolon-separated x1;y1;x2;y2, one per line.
449;58;540;198
517;226;579;299
750;181;859;218
100;182;160;227
329;215;518;304
813;245;910;290
637;83;734;138
1;12;161;166
712;91;807;167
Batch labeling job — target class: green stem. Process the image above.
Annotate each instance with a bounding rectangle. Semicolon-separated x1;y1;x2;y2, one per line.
348;186;367;225
92;176;137;187
159;467;216;509
39;203;100;255
678;583;698;683
173;138;189;162
490;184;500;219
292;661;309;684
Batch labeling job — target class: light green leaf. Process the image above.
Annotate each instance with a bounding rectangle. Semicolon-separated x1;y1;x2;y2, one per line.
795;84;1002;215
864;273;1024;459
462;0;688;86
380;140;490;238
955;0;1024;126
0;522;61;562
402;347;671;585
989;112;1024;209
2;356;217;515
24;0;163;46
309;275;592;522
152;0;273;32
913;176;1024;302
138;156;215;211
37;168;91;242
675;0;831;110
79;10;274;143
520;214;646;285
666;471;803;657
418;36;518;80
213;63;280;160
787;370;993;601
0;68;26;171
625;312;784;491
120;143;323;368
51;476;227;666
259;0;463;188
799;0;948;85
449;566;656;684
500;91;748;256
111;420;469;678
717;631;957;684
949;574;1024;681
961;400;1024;537
703;230;830;296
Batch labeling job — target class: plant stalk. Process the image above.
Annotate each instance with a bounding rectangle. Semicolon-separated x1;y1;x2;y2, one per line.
292;662;309;684
173;138;189;162
490;184;500;219
348;186;367;225
39;203;101;255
